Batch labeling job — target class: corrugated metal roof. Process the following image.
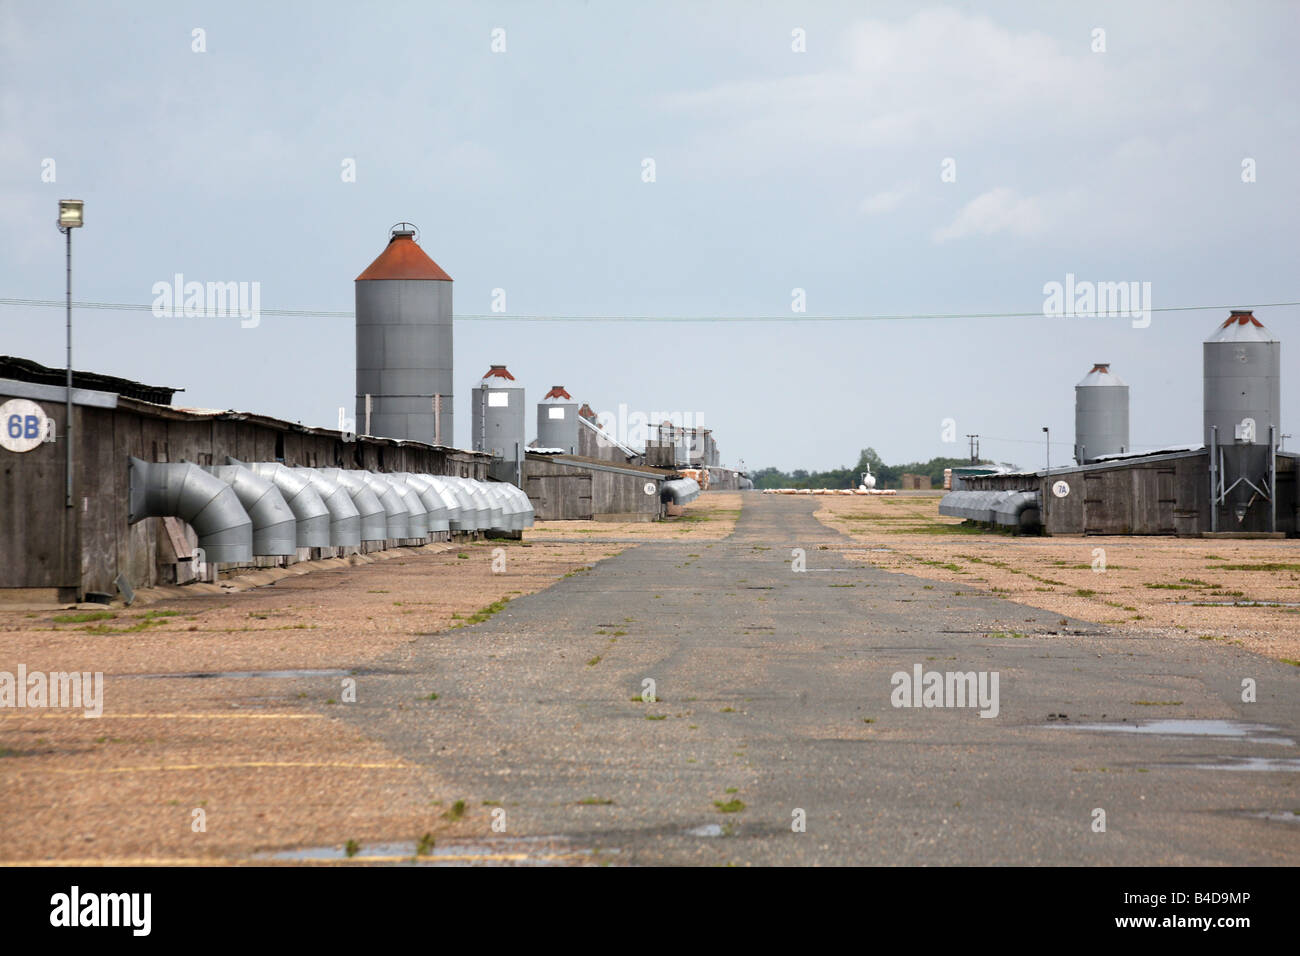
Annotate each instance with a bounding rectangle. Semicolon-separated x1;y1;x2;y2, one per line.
115;396;489;457
1092;442;1201;462
991;446;1207;479
527;451;674;479
0;355;180;404
355;233;452;282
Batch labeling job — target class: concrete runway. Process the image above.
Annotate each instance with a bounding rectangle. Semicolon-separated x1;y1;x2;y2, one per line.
341;494;1300;865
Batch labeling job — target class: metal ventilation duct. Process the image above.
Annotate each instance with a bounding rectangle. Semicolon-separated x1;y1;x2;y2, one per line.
426;475;466;527
460;478;494;529
939;490;1041;531
503;484;535;528
379;474;429;539
127;457;253;564
661;477;701;505
318;468;389;542
426;475;473;531
203;464;298;556
240;460;331;548
488;483;525;530
359;472;410;539
444;477;483;529
401;474;452;532
480;482;506;528
293;467;362;547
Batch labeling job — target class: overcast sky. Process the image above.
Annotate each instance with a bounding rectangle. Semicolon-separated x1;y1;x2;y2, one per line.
2;1;1296;472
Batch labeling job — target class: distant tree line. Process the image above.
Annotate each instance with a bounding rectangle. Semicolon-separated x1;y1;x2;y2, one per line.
750;448;1005;490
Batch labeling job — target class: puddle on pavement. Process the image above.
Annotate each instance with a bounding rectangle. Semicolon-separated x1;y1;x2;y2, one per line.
1170;600;1300;607
685;824;724;837
1049;719;1294;746
1247;810;1300;822
133;668;350;680
256;836;603;865
1187;757;1300;772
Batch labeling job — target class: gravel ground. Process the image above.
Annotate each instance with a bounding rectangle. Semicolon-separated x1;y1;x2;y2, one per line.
525;492;743;541
0;537;627;864
815;495;1300;665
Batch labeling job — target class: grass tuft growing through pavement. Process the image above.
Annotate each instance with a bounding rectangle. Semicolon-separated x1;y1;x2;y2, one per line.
455;598;509;627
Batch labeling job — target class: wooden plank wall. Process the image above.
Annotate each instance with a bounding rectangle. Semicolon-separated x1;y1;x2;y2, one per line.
1;399;490;598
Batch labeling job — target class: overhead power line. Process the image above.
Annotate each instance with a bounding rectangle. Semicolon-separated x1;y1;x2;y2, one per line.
1;297;1297;323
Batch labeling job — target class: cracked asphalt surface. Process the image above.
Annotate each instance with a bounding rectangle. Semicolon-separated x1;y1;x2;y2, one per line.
340;494;1300;865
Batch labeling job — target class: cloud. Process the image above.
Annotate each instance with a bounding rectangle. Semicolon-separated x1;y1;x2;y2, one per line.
932;188;1049;242
860;186;912;216
662;7;1114;170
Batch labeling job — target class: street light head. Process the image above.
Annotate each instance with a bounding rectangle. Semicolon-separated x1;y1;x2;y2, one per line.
57;199;84;230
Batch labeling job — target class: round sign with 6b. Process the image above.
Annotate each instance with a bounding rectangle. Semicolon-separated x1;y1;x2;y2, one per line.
0;399;52;453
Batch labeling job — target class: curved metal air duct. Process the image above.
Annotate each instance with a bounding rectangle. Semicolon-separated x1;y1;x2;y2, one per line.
379;474;429;539
992;491;1041;531
360;471;410;539
293;468;362;547
319;468;389;542
438;477;482;531
507;484;535;528
481;483;511;530
939;490;1041;532
239;460;331;548
202;464;297;556
466;480;494;530
448;477;491;530
127;457;253;564
480;483;510;529
420;475;465;529
403;474;452;532
661;477;700;505
496;484;534;530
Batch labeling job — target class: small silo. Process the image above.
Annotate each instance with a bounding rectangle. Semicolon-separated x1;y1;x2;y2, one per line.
355;224;453;445
471;365;525;482
1204;310;1281;530
1074;363;1130;464
536;385;579;454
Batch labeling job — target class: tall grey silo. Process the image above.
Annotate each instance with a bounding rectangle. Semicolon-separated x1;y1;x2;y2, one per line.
1074;363;1129;464
471;365;525;482
355;225;453;445
1204;310;1281;531
536;385;579;454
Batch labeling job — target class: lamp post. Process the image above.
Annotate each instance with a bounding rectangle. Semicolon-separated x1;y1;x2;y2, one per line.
1042;426;1050;528
57;200;83;509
